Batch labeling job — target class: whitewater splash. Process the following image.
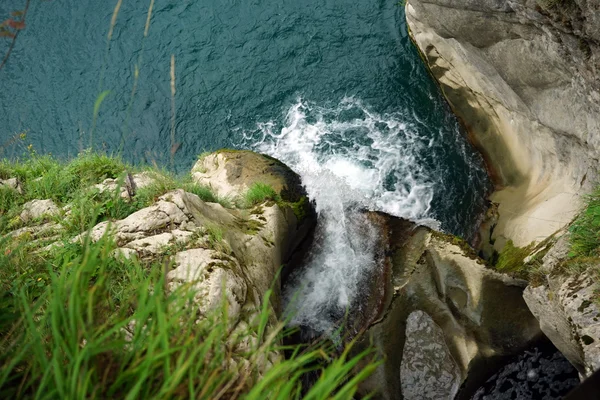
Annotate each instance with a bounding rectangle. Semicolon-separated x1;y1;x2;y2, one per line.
244;98;441;333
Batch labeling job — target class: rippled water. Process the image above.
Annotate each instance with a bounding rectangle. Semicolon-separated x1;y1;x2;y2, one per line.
1;0;491;331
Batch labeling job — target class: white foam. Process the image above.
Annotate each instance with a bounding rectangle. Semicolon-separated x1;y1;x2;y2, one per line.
244;97;440;332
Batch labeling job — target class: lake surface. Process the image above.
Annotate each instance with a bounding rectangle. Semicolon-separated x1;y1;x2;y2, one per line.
0;0;490;238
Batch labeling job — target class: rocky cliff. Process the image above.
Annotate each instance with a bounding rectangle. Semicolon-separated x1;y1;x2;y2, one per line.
356;214;544;399
405;0;600;390
406;0;600;248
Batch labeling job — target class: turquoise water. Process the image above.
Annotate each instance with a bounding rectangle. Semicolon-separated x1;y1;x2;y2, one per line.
0;0;490;238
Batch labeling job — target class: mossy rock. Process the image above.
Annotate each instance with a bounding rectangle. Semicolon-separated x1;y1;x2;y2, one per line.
192;149;314;222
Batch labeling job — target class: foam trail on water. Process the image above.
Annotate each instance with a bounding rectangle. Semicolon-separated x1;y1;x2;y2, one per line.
244;98;439;332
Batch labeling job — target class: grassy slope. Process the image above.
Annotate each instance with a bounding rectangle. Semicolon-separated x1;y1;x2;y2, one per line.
0;152;378;399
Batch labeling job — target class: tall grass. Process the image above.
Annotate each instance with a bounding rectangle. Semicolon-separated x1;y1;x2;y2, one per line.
0;236;379;398
242;183;279;208
569;187;600;259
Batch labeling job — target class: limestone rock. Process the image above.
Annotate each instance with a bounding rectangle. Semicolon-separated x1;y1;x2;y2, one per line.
400;311;461;400
167;249;248;321
94;171;156;199
75;185;314;314
20;199;60;223
0;178;23;194
358;215;540;399
192;150;308;204
524;271;600;377
405;0;600;247
124;230;194;255
8;222;63;240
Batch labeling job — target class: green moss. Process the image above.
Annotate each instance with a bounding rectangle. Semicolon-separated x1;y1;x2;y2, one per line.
287;196;310;223
495;240;533;274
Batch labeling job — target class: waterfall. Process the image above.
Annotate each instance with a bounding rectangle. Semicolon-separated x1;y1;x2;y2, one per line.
244;98;440;333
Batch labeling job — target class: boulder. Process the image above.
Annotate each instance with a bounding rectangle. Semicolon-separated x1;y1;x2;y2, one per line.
358;215;541;399
400;311;462;399
20;199;61;223
192;150;308;204
0;177;23;194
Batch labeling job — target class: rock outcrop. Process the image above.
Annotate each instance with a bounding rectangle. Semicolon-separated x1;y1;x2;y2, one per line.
76;152;314;318
192;150;307;205
94;171;156;199
522;234;600;377
405;0;600;248
358;215;541;399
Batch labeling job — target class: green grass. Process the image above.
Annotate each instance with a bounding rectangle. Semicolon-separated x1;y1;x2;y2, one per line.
240;183;311;223
0;152;231;236
494;240;533;274
242;183;279;208
558;186;600;289
569;187;600;259
490;239;549;284
0;235;379;399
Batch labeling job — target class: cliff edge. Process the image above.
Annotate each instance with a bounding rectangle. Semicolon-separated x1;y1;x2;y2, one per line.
406;0;600;248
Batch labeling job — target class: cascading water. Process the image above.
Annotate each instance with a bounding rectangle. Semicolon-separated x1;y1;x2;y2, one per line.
244;97;484;334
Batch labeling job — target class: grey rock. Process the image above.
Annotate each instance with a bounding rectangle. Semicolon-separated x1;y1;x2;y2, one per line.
20;199;60;223
400;311;461;400
357;216;540;399
524;271;600;377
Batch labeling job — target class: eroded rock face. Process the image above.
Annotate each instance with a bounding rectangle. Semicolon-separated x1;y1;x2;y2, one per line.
524;270;600;377
405;0;600;247
358;215;541;399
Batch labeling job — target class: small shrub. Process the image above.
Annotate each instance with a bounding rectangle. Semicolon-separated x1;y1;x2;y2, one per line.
65;151;126;185
182;182;217;203
0;186;20;214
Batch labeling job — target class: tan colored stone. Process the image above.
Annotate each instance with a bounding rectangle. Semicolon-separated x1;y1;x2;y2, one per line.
20;199;61;223
405;0;599;247
167;249;247;321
